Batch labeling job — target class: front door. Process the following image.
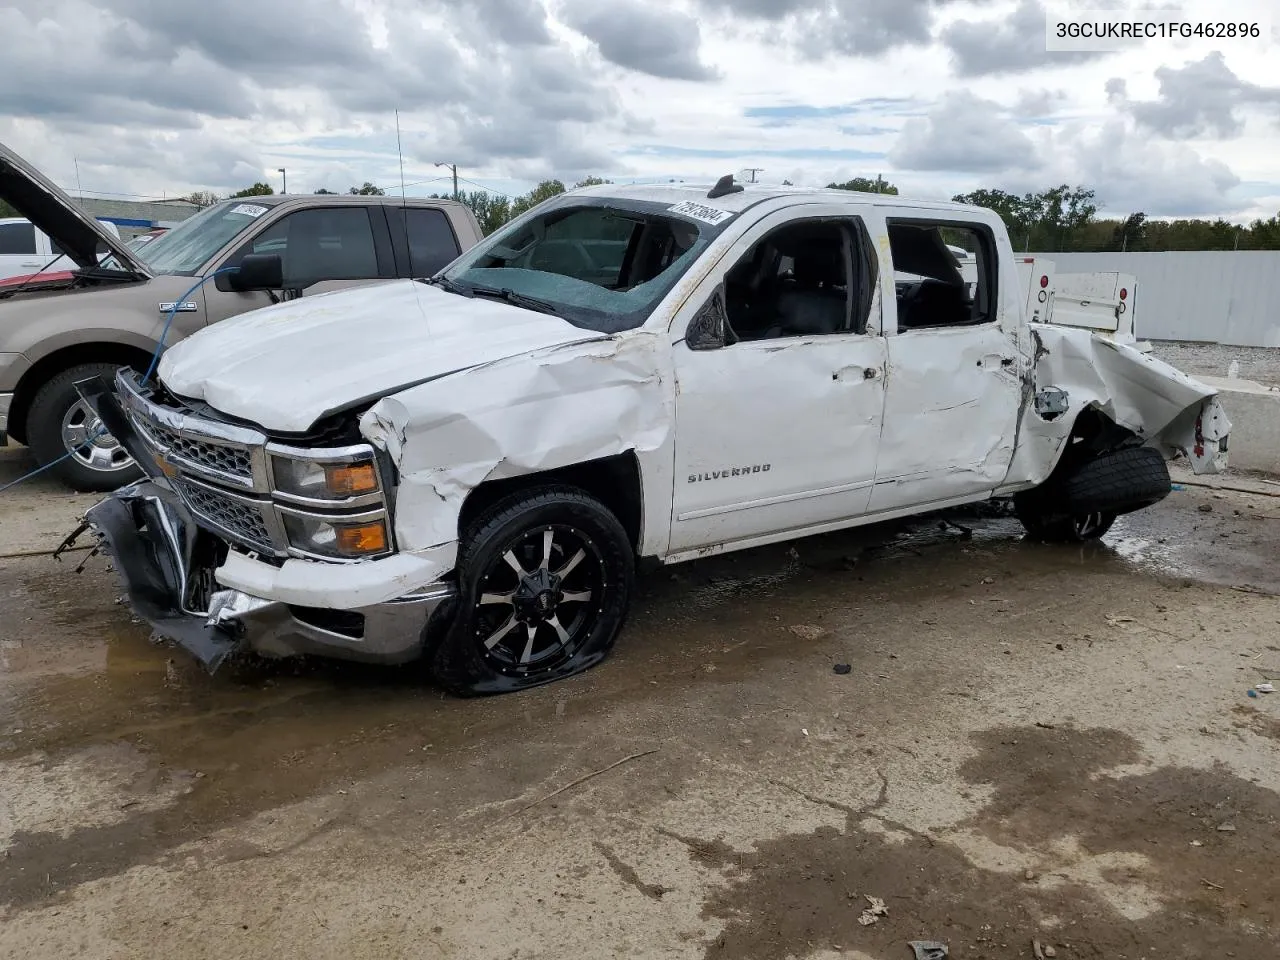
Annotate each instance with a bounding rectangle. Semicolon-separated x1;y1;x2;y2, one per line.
203;205;397;324
669;209;887;554
868;215;1024;513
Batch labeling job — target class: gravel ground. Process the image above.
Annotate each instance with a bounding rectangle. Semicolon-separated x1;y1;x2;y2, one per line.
1151;340;1280;386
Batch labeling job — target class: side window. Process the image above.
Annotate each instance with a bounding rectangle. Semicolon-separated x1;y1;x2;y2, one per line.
0;222;37;255
393;207;460;276
721;220;870;341
887;220;995;330
232;208;380;287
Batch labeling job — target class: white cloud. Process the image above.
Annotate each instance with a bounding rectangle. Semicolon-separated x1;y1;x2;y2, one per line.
891;92;1040;173
0;0;1274;221
1049;120;1243;216
1109;52;1280;139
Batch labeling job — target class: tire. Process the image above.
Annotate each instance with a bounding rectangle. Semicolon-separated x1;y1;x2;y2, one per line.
26;362;143;492
1014;445;1170;543
1059;445;1171;516
428;485;634;697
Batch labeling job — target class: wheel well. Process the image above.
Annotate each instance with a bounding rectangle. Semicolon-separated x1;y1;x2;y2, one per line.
1050;407;1141;481
457;452;644;552
7;343;153;445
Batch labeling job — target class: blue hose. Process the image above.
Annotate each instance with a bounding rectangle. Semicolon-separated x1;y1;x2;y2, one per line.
2;266;240;494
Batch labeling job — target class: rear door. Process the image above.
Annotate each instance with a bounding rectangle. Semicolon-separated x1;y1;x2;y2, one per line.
203;205;397;323
386;205;464;277
867;214;1024;514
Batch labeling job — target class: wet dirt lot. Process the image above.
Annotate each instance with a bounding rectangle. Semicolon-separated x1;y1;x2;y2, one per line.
2;449;1279;959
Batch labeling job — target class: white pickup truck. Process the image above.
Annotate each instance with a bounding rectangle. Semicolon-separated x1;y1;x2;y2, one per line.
67;176;1231;696
0;216;122;280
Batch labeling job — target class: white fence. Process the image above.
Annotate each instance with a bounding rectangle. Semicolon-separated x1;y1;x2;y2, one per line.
1029;251;1280;348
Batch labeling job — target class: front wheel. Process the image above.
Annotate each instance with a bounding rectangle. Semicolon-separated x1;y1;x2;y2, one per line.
428;485;634;696
26;363;143;492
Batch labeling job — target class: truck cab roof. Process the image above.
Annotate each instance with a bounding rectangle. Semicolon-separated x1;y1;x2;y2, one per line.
567;180;981;216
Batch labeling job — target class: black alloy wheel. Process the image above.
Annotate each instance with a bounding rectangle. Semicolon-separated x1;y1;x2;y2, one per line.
475;523;605;674
428;486;633;696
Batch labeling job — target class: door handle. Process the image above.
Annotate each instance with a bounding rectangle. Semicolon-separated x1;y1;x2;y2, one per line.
1001;357;1016;367
863;367;880;380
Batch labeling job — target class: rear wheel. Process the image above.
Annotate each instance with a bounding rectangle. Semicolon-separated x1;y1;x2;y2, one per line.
26;363;142;491
429;485;634;696
1016;505;1116;543
1015;445;1170;544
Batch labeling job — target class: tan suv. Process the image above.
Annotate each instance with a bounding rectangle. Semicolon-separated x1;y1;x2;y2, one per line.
0;141;483;490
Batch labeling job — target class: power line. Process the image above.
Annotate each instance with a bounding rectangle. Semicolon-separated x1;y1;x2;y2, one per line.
454;176;517;199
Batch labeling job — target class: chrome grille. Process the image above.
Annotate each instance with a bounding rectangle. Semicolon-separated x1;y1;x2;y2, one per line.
173;479;275;554
132;414;254;484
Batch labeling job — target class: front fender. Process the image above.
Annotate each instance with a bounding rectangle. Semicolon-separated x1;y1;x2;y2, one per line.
359;333;672;555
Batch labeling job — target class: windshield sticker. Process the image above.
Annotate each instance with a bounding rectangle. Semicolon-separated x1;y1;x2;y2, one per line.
667;200;735;225
229;203;268;218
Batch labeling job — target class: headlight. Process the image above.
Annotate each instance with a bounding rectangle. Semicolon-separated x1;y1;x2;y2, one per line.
271;448;381;503
280;510;390;559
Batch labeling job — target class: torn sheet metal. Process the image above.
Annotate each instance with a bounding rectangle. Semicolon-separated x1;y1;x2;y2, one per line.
361;331;671;556
71;480;241;671
1003;325;1231;489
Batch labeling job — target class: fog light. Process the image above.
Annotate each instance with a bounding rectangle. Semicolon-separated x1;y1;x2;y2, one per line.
335;521;388;555
281;512;391;558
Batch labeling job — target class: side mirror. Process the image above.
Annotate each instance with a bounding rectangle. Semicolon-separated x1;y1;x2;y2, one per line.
226;253;284;292
686;288;737;351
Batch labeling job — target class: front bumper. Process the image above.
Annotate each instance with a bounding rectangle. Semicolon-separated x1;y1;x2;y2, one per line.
67;478;456;672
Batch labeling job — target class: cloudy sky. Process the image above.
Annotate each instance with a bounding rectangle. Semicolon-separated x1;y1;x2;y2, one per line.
2;0;1277;220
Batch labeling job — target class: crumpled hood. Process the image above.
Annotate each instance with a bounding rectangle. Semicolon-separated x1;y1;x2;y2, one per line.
157;280;607;433
0;139;149;276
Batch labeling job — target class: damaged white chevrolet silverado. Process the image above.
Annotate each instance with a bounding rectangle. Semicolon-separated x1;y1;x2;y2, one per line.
64;174;1231;695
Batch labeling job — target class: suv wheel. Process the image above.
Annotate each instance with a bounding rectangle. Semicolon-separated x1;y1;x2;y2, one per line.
429;485;634;696
26;363;143;492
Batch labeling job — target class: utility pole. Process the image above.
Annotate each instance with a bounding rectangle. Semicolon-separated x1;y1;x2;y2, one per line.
277;167;287;193
436;162;459;200
743;167;763;183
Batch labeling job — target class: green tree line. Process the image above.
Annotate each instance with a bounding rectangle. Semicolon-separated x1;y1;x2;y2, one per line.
947;185;1280;252
428;176;610;235
12;172;1279;251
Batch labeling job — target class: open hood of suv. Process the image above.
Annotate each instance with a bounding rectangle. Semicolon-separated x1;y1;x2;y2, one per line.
0;140;151;276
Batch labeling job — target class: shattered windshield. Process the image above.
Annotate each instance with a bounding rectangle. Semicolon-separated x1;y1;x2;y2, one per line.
104;199;274;277
435;197;732;333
